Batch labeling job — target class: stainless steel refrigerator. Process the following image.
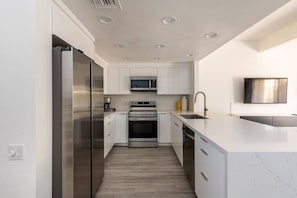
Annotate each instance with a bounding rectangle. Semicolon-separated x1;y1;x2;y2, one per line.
52;46;104;198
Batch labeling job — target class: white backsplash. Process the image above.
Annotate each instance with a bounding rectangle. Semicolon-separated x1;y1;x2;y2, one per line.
106;93;191;111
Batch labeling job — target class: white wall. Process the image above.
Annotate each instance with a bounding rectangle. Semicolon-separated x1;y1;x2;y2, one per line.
197;40;297;115
36;0;52;197
108;93;187;111
52;0;95;59
0;1;37;197
0;0;106;198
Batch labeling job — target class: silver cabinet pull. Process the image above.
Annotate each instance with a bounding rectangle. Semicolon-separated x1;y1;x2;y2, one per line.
174;122;179;127
200;136;208;143
200;149;208;156
200;172;208;181
107;133;111;136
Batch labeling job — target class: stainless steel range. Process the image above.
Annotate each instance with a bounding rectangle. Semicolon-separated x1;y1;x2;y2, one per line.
128;101;158;147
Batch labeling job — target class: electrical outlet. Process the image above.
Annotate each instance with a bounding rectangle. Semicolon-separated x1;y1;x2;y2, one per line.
8;144;24;160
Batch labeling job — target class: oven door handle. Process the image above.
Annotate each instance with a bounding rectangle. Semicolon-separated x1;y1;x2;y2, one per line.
129;117;157;121
183;131;195;140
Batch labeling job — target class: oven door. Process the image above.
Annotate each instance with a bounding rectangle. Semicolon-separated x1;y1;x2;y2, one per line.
128;119;157;139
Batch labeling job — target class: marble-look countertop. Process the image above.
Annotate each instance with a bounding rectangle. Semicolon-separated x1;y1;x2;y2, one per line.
171;112;297;152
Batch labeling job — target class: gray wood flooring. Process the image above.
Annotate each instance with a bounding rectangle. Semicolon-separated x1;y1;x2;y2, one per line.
95;146;196;198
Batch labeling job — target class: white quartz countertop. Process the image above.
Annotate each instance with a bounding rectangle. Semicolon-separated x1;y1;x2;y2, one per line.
104;111;128;117
171;112;297;152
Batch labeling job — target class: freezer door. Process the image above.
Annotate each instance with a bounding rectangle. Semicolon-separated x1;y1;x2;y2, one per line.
73;49;92;198
91;62;104;197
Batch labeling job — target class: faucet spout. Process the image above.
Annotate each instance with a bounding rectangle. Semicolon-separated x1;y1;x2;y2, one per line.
194;91;208;117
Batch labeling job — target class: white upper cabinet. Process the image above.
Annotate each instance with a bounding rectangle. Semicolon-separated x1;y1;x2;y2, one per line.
107;67;130;95
168;68;179;94
106;64;193;95
157;66;193;95
130;67;157;76
179;66;193;94
156;68;169;95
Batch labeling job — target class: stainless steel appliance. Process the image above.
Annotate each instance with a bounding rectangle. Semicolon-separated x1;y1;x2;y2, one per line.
130;76;157;91
128;101;158;147
52;46;104;198
183;124;195;190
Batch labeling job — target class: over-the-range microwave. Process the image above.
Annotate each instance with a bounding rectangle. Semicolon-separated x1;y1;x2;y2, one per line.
130;76;157;91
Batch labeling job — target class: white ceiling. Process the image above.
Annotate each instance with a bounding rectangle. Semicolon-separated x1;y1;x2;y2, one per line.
61;0;290;63
236;0;297;40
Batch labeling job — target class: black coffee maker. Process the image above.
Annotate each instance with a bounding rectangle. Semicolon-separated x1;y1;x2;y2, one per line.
104;97;111;111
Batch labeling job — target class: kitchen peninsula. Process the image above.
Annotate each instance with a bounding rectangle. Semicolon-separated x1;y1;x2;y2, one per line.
172;112;297;198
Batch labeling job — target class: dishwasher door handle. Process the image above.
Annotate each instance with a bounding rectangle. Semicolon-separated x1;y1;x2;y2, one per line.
183;131;194;140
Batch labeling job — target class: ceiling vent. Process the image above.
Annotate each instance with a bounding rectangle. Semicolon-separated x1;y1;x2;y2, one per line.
92;0;122;10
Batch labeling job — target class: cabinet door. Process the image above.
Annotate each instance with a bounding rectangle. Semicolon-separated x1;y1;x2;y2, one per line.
157;68;169;94
175;119;183;165
130;67;157;76
115;113;128;144
104;116;111;158
168;68;179;94
158;113;171;144
107;68;130;95
119;68;131;94
179;67;193;94
110;114;116;147
104;114;116;158
170;115;183;165
107;68;120;94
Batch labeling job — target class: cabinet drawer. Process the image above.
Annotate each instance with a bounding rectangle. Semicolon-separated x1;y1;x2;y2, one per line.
195;134;226;198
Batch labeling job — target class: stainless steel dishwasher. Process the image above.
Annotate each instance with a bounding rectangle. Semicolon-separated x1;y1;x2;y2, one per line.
183;124;195;190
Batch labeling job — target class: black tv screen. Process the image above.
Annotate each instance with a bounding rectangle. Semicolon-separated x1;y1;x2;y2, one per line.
244;78;288;104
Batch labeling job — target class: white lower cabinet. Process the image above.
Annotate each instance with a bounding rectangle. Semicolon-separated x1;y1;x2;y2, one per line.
158;113;171;144
115;112;128;145
170;114;183;165
104;113;115;158
195;134;226;198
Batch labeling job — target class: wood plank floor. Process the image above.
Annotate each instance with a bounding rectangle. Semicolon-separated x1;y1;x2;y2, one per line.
95;146;196;198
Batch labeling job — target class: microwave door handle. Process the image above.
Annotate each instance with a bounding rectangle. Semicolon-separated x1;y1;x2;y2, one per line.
149;80;151;88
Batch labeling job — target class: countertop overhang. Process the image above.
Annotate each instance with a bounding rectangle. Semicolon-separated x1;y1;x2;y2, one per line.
171;112;297;153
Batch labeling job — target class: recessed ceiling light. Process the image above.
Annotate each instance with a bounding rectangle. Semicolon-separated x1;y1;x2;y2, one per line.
161;16;177;25
185;54;193;57
98;16;113;24
205;32;218;39
155;44;165;48
123;57;130;61
114;43;124;48
153;57;160;61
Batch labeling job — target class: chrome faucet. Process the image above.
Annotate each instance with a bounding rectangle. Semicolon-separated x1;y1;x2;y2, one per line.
194;91;208;117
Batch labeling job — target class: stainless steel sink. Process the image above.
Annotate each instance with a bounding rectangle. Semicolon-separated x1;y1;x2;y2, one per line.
180;114;208;119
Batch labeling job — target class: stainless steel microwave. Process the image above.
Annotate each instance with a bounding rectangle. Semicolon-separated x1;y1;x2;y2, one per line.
130;76;157;91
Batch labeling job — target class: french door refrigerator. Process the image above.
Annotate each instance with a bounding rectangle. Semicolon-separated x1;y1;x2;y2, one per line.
52;47;104;198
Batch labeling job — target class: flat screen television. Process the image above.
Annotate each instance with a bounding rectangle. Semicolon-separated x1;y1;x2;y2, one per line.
244;78;288;104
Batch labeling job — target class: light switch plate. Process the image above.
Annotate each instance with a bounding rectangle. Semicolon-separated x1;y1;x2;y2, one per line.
8;144;24;160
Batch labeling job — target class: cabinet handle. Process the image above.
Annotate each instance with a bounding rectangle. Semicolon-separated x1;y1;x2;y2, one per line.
200;136;208;143
108;122;111;124
200;149;208;156
108;133;111;136
200;172;208;181
174;122;179;127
